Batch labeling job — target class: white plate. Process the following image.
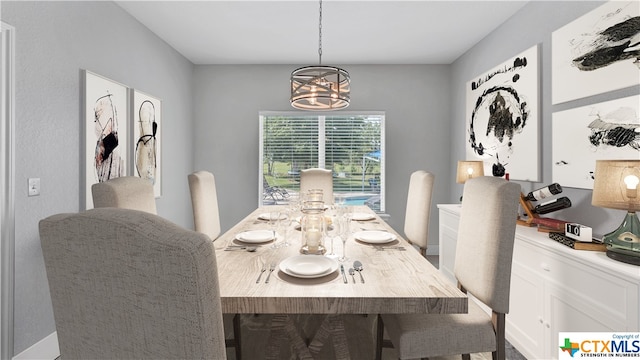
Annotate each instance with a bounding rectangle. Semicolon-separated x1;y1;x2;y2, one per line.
353;230;397;244
235;230;275;243
351;212;375;221
279;255;339;278
257;213;288;221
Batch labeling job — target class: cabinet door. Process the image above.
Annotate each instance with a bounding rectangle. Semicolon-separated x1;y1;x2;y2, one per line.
438;210;459;282
507;260;545;360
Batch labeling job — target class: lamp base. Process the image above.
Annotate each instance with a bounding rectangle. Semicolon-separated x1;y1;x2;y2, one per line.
602;212;640;266
606;250;640;266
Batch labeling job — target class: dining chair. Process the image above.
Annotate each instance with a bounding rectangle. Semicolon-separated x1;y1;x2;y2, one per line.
377;176;520;360
39;208;227;359
188;170;221;241
188;170;242;358
91;176;157;213
403;170;435;258
300;168;333;203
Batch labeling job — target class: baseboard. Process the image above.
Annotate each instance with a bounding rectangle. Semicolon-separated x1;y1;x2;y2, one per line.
13;332;59;360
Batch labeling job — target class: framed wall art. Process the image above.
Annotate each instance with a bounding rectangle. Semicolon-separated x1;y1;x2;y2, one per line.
552;1;640;104
552;95;640;189
465;44;540;181
83;70;128;209
132;89;161;197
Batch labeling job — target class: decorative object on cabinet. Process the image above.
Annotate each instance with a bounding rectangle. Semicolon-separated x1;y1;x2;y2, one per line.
552;1;640;105
290;0;350;111
465;44;540;182
83;70;128;209
438;204;639;360
548;232;606;252
456;161;484;201
517;183;571;229
591;160;640;265
132;89;161;197
553;95;640;189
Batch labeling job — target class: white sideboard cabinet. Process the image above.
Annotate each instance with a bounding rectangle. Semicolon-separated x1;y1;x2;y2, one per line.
438;204;640;360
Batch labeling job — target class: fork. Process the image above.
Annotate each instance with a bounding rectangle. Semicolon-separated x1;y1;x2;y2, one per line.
255;261;267;283
265;263;276;283
374;245;406;251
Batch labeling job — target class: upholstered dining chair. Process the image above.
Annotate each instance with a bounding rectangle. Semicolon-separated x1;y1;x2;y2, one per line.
91;176;157;213
300;168;333;203
403;170;435;258
188;170;242;358
188;170;221;241
39;208;227;359
377;176;520;360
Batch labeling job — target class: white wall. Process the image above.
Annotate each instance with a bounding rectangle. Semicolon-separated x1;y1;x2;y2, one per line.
192;64;452;246
1;1;195;355
450;1;640;237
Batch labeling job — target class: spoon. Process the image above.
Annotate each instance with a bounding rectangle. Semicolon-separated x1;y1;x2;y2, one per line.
353;260;365;283
348;268;356;283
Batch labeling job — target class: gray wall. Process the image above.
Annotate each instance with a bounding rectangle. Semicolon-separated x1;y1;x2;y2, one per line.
2;1;195;354
192;64;452;243
450;1;640;237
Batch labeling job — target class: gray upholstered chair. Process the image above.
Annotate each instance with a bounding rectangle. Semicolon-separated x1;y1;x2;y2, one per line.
91;176;157;213
188;170;221;241
300;168;333;204
39;208;227;359
403;170;435;258
377;176;520;360
187;170;241;358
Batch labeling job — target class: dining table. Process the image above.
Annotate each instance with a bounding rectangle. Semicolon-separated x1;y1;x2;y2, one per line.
214;205;467;359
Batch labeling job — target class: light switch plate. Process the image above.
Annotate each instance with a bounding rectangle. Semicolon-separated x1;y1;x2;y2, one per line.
28;178;40;196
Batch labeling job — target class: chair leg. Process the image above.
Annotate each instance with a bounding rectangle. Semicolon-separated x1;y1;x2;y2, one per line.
492;312;506;360
233;313;242;360
375;315;384;360
462;354;470;360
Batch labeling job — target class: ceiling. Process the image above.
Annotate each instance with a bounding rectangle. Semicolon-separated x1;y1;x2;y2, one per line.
115;0;529;65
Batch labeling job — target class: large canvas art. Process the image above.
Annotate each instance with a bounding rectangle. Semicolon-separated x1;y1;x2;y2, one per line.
552;95;640;189
465;45;540;181
132;90;161;197
552;1;640;104
84;70;128;209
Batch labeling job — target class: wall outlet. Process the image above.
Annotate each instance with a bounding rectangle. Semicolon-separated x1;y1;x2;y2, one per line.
28;178;40;196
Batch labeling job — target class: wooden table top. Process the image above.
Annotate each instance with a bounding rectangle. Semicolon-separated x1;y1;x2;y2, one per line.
215;205;467;315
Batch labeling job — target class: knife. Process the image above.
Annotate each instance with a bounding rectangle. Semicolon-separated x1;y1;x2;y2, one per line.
340;264;348;284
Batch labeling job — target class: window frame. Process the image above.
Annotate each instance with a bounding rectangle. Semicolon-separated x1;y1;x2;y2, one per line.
259;111;385;212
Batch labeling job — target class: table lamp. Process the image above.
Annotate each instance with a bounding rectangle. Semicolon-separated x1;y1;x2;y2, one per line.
456;161;484;184
456;161;484;201
591;160;640;265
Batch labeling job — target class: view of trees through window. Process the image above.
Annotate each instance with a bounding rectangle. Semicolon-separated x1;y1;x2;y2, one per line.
259;113;385;212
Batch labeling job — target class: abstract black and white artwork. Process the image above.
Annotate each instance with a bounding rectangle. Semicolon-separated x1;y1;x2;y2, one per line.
465;45;540;181
84;70;128;209
552;1;640;104
552;95;640;189
132;90;161;197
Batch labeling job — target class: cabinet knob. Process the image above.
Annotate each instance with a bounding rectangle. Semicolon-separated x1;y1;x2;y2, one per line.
538;317;543;324
541;262;550;271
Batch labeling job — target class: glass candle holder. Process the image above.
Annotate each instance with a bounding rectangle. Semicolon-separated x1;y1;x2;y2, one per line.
300;200;326;255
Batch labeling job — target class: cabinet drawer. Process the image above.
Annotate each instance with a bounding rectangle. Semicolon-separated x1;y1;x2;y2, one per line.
439;209;460;232
514;237;638;324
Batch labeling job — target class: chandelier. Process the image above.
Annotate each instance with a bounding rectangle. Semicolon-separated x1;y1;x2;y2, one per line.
290;0;350;111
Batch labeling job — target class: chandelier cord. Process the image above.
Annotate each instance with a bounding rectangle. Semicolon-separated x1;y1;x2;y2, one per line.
318;0;322;65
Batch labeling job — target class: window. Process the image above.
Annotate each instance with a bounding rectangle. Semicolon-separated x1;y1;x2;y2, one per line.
259;112;385;212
